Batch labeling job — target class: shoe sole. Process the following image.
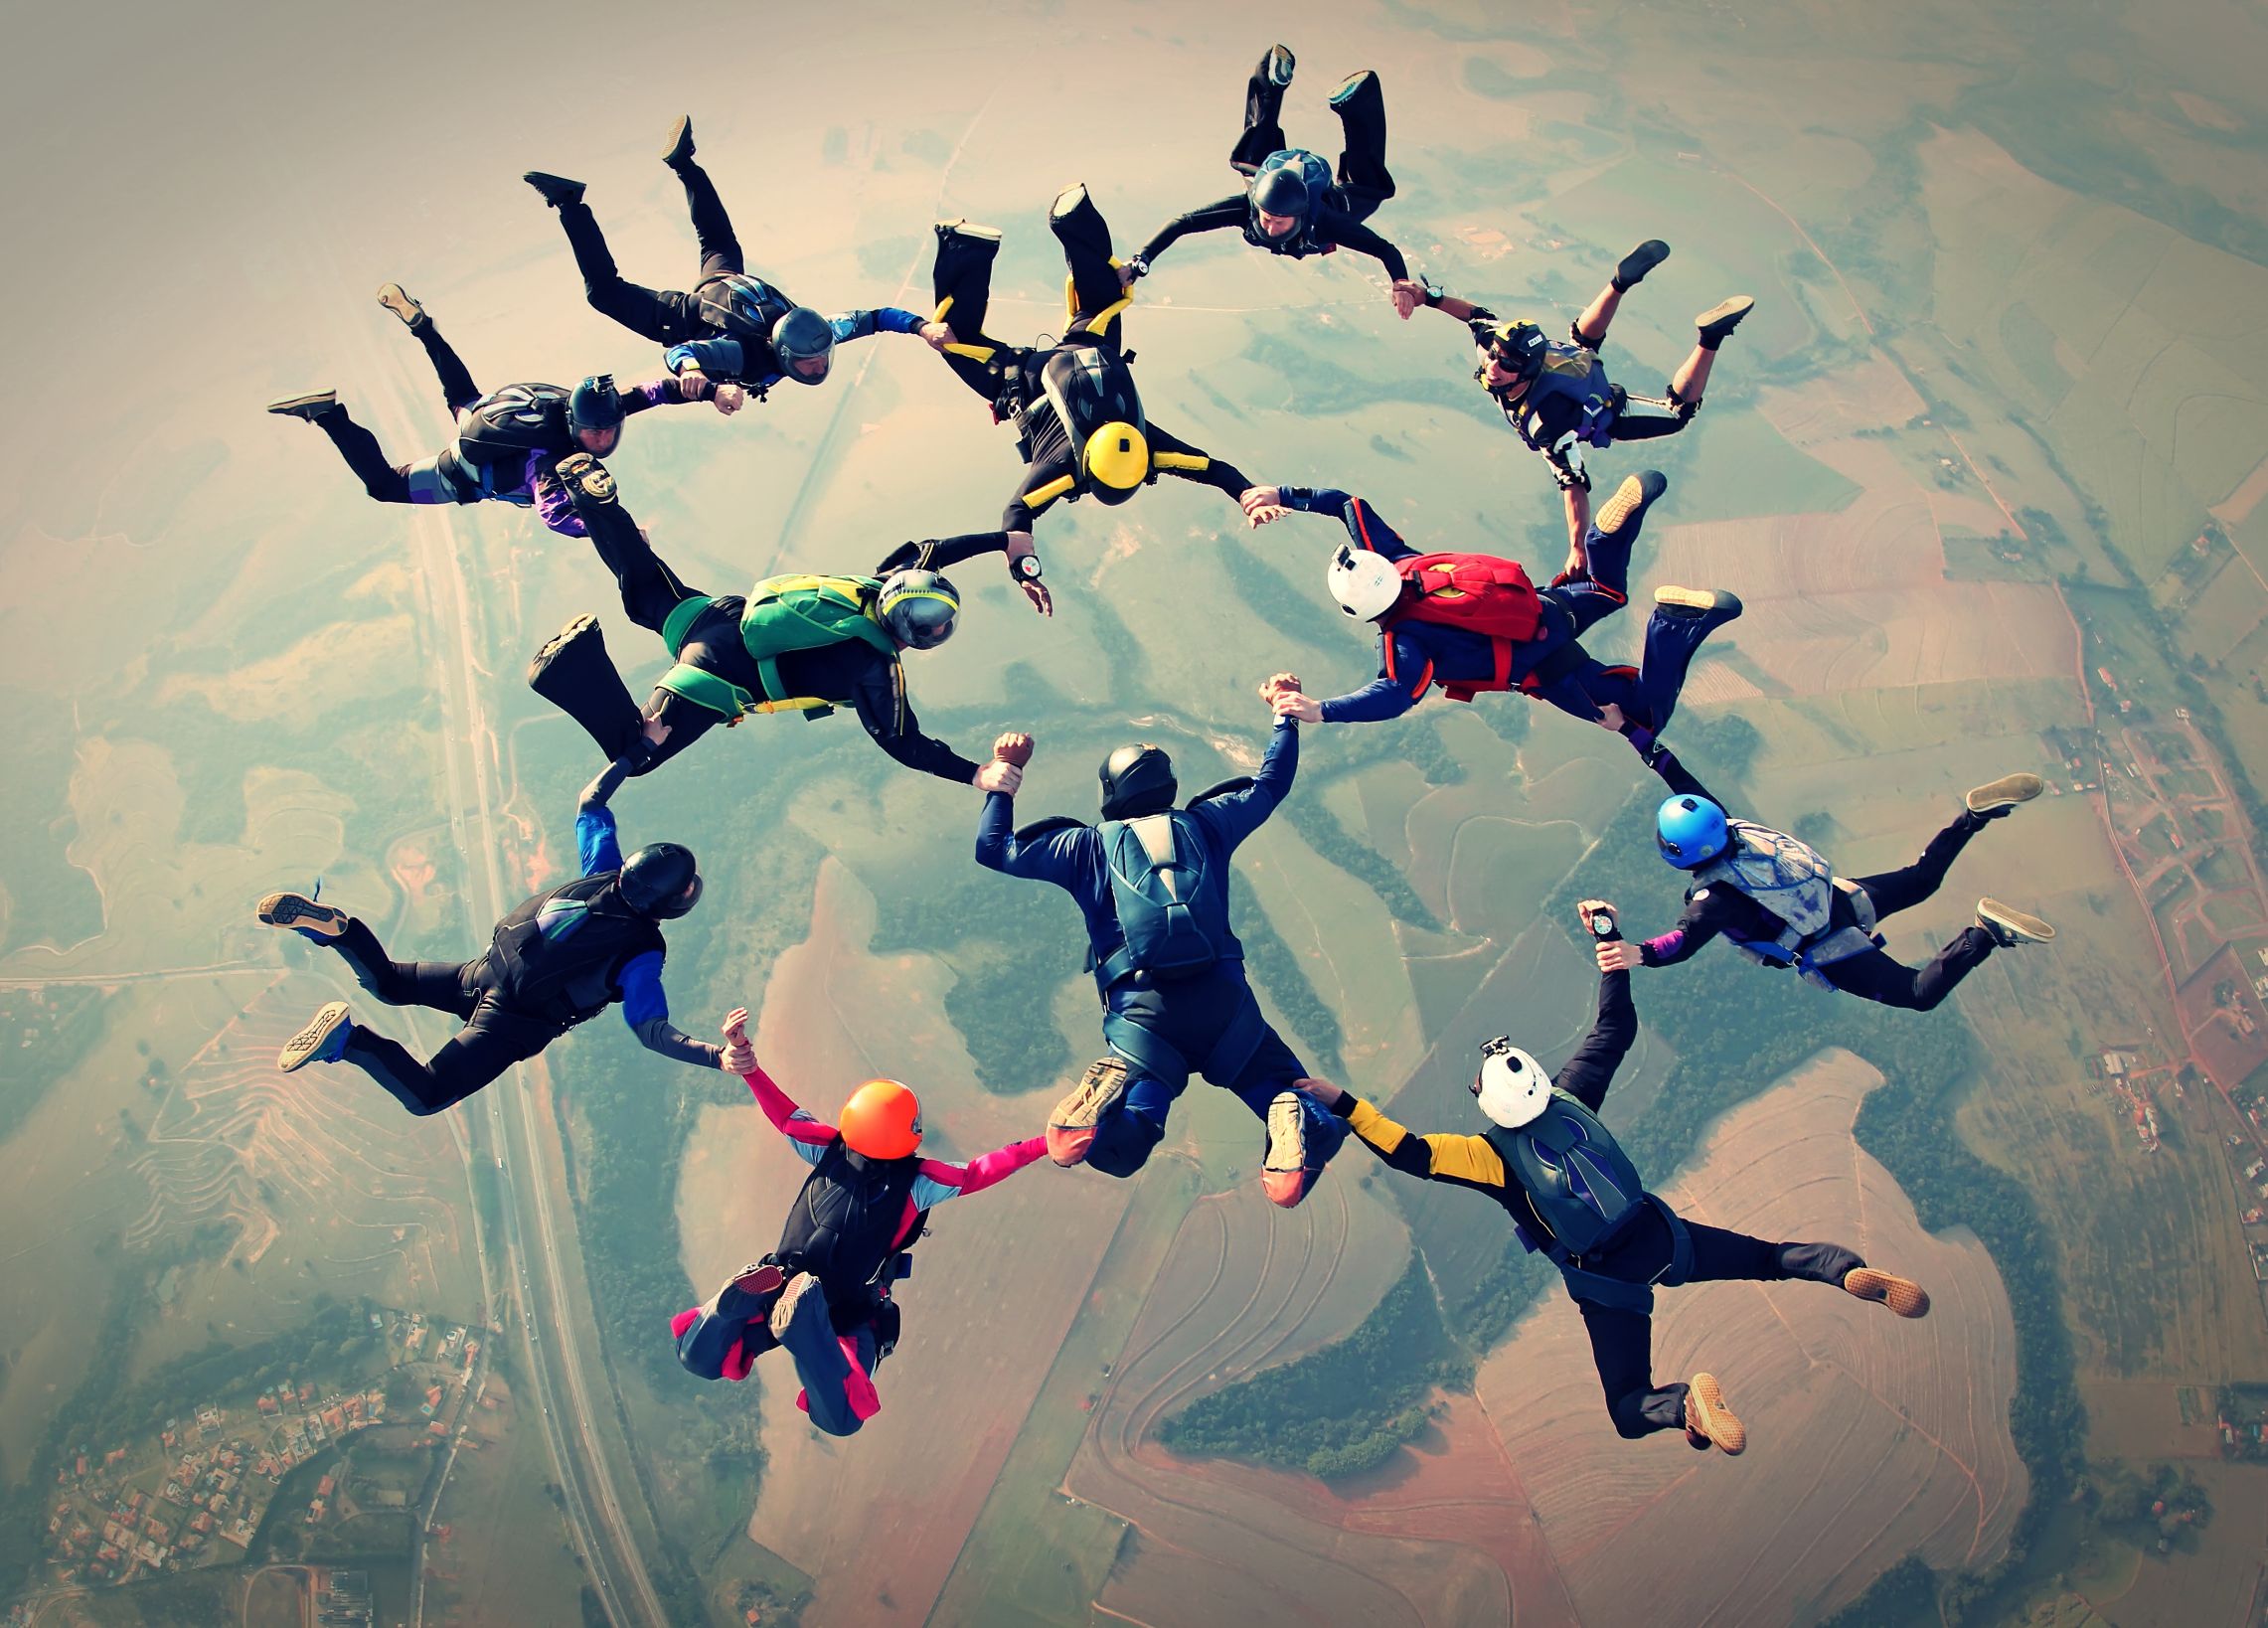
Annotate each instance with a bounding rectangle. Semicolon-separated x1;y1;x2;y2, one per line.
1655;584;1742;620
661;115;693;164
375;284;422;327
1328;70;1375;104
257;892;348;938
1260;1094;1312;1209
533;613;598;670
1049;1059;1130;1166
1696;295;1755;334
266;392;337;417
1966;773;2043;815
1618;240;1671;283
935;219;1003;243
1687;1373;1745;1455
729;1262;786;1299
1978;898;2054;944
1845;1267;1931;1319
767;1273;825;1343
1595;470;1666;535
1267;46;1296;86
278;1001;350;1073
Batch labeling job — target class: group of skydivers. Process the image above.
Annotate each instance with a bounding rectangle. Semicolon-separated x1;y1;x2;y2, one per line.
256;51;2057;1457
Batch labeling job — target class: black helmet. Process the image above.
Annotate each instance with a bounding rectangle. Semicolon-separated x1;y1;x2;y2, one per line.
771;306;837;384
1251;165;1311;220
876;569;960;650
619;843;702;918
1099;744;1177;819
567;374;623;436
1479;319;1548;384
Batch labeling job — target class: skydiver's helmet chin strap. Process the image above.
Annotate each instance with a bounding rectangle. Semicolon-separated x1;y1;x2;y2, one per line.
1472;1036;1550;1129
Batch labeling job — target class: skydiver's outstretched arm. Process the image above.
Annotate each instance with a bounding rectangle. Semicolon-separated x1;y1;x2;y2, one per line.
872;532;1014;574
1254;487;1421;563
1551;900;1637;1112
907;1137;1051;1209
1128;196;1248;274
1186;716;1299;853
1640;740;1717;804
1298;1080;1520;1206
1145;424;1255;505
848;661;983;785
721;1010;838;1166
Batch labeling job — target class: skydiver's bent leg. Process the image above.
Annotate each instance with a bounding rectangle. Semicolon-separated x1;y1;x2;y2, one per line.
1550;469;1667;632
406;318;481;413
339;996;560;1116
769;1274;868;1438
552;201;703;346
1327;69;1393;215
1229;46;1293;174
1850;810;1991;922
670;157;744;277
572;484;707;633
323;919;475;1010
1083;1074;1176;1178
1625;587;1742;737
1577;1301;1685;1438
1607;400;1699;445
304;407;419;505
628;688;727;777
1817;933;1995;1012
1050;184;1127;333
672;1264;784;1381
930;221;1015;403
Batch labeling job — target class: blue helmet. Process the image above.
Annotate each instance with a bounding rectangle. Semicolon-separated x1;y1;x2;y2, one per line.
1656;794;1728;870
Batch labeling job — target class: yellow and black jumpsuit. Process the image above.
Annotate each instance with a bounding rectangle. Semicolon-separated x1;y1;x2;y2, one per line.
929;186;1255;541
1330;964;1867;1441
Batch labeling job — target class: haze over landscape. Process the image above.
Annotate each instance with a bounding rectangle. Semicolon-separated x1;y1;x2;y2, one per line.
4;1;2268;1625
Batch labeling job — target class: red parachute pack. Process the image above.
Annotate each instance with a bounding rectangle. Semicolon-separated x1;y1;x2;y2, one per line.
1381;553;1545;701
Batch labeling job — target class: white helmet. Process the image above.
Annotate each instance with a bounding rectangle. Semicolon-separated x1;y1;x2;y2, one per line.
1472;1037;1550;1128
1326;544;1403;621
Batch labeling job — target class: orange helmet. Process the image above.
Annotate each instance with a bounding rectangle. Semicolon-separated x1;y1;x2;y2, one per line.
839;1079;923;1160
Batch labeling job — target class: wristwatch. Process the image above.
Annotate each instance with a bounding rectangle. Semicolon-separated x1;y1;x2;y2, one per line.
1586;904;1618;939
1421;275;1445;308
1010;552;1045;582
1126;255;1150;280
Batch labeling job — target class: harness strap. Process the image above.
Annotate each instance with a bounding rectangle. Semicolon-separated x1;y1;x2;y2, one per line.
660;594;715;658
656;663;755;722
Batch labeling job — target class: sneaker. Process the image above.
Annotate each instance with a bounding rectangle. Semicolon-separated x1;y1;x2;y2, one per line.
1595;469;1667;540
1328;69;1376;106
523;171;586;209
1965;772;2043;818
266;391;338;421
768;1271;827;1343
661;114;696;169
1683;1373;1745;1455
553;451;615;504
1613;239;1671;291
1653;584;1744;632
256;891;348;941
708;1261;785;1320
1977;899;2054;948
1263;44;1296;87
375;283;424;329
935;218;1003;244
277;1002;352;1072
1843;1267;1931;1319
1696;296;1754;345
1260;1092;1312;1209
1048;1057;1131;1167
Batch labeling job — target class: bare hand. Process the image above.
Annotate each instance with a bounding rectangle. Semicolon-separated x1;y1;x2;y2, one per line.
1238;485;1282;517
1294;1075;1348;1110
1389;279;1424;320
1019;576;1053;616
1273;689;1324;724
1595;703;1626;734
1595;941;1643;973
677;366;709;395
1116;261;1140;290
993;732;1035;766
918;321;953;352
974;759;1024;795
712;384;746;414
640;715;673;747
720;1007;755;1073
1257;671;1303;704
1246;504;1292;529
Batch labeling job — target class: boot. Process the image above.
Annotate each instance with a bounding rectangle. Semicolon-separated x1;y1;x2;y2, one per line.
1965;772;2043;818
257;892;348;942
523;171;586;209
266;391;339;421
1594;469;1667;541
1696;295;1754;348
1977;899;2054;947
1843;1267;1931;1319
1613;239;1670;291
1682;1374;1745;1455
1048;1057;1131;1167
661;114;696;169
375;283;425;329
278;1002;353;1072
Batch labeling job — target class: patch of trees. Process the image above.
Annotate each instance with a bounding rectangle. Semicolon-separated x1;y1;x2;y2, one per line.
0;985;104;1143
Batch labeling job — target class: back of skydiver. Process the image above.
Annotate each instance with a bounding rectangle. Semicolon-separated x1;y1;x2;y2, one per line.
673;1011;1049;1439
926;185;1264;610
1122;45;1428;322
526;455;1006;787
255;755;729;1115
265;283;741;537
1246;475;1739;753
972;714;1347;1208
525;116;952;396
1299;899;1934;1455
1608;744;2058;1010
1417;242;1754;570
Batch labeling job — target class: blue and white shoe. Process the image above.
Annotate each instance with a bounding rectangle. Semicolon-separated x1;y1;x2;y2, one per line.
278;1002;353;1072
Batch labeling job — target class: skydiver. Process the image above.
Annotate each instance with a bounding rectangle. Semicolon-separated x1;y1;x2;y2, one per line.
972;706;1347;1210
255;754;722;1115
1245;474;1739;754
526;454;1011;788
1416;244;1753;566
1122;46;1426;319
672;1010;1050;1438
1301;897;1934;1455
524;116;953;396
1612;747;2056;1009
927;186;1266;612
265;283;739;537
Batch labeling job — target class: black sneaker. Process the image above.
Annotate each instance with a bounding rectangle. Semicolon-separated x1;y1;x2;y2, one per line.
266;391;338;421
524;171;586;209
375;283;424;329
1613;239;1670;291
661;115;695;169
1696;296;1754;346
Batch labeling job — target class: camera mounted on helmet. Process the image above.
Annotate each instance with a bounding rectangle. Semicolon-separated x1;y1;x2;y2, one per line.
568;375;624;437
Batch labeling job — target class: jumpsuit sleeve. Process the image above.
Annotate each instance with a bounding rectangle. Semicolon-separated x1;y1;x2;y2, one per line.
1548;968;1637;1113
576;805;624;876
1343;1096;1513;1190
906;1138;1051;1208
1642;742;1718;804
1134;196;1249;265
849;657;981;784
617;951;724;1068
1280;489;1420;563
741;1062;838;1166
1188;720;1298;852
1005;452;1080;534
664;336;747;379
1144;423;1252;501
974;792;1097;884
534;464;589;538
1317;632;1426;723
622;377;706;413
829;308;925;342
1638;890;1728;967
1316;211;1408;280
874;532;1012;574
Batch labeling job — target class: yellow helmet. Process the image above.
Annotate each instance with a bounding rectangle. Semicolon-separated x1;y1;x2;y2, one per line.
1082;421;1149;500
